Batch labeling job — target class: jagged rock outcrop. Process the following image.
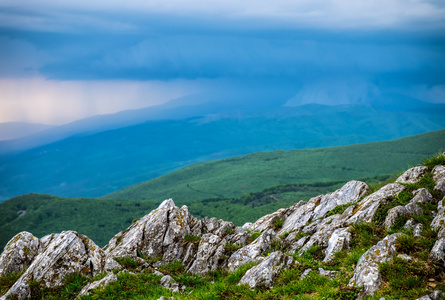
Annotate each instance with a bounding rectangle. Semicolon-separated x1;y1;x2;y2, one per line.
348;233;401;299
279;181;369;234
239;251;294;289
104;199;196;270
187;233;226;274
227;229;275;271
1;231;104;300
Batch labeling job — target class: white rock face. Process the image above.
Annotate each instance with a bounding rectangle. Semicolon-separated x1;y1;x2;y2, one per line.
347;183;405;225
429;238;445;265
348;233;401;299
431;200;445;231
187;233;226;274
411;188;433;204
432;165;445;182
239;251;294;289
1;231;105;300
227;229;274;271
311;181;369;220
279;181;368;235
323;227;351;262
395;166;428;184
384;203;423;230
104;199;197;270
413;223;423;237
78;273;117;296
160;275;180;293
0;232;40;276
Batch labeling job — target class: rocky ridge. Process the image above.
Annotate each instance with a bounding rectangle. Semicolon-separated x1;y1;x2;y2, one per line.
1;154;445;299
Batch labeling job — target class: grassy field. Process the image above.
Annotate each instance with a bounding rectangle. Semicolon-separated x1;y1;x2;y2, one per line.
104;129;445;202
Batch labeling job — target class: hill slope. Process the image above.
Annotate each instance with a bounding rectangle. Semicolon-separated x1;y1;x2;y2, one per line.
104;129;445;202
1;103;445;200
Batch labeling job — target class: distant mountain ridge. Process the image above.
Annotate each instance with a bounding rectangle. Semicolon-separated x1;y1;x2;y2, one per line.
1;102;445;200
0;122;54;141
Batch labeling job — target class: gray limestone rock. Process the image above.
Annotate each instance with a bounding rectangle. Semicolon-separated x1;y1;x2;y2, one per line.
432;165;445;182
300;268;312;279
323;227;351;262
2;231;105;300
411;188;433;204
403;219;417;230
435;180;445;197
187;233;226;274
249;209;287;233
395;166;428;184
160;275;180;293
318;267;337;278
0;232;40;276
429;238;445;265
278;181;368;235
104;199;195;270
431;200;445;231
77;273;117;297
348;233;401;299
413;223;423;237
415;290;443;300
397;254;413;261
311;181;369;220
239;251;294;289
384;203;423;230
227;229;274;271
347;183;405;225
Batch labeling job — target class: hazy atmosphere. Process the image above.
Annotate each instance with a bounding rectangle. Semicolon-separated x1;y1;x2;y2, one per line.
1;0;444;124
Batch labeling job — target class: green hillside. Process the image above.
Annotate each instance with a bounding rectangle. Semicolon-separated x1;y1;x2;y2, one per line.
104;129;445;202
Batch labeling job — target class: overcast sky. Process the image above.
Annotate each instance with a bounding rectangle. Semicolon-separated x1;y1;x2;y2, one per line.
0;0;444;124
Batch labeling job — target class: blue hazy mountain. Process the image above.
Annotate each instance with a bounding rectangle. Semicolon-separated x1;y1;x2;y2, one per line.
0;95;444;201
0;122;54;141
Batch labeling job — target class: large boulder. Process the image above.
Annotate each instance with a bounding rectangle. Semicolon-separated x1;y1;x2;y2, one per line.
239;251;294;289
348;233;401;299
1;231;105;300
0;232;40;276
395;166;428;184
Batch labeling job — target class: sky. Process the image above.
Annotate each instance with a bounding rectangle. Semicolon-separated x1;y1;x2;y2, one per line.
0;0;444;124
